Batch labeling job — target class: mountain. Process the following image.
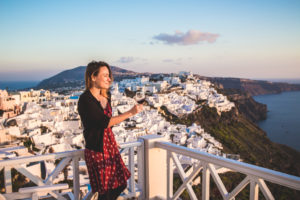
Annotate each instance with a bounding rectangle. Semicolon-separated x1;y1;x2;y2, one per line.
36;66;85;89
36;66;140;89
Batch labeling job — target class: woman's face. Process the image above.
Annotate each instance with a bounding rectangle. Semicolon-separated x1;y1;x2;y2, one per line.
92;66;111;89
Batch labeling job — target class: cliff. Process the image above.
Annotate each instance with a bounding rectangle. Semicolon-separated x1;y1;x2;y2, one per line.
217;88;267;122
157;87;300;176
160;90;300;198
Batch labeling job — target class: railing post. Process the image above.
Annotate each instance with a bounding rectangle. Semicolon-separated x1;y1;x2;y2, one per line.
137;139;145;200
72;156;80;200
250;178;259;200
167;151;173;199
4;166;12;193
139;135;168;200
129;146;135;193
202;162;210;200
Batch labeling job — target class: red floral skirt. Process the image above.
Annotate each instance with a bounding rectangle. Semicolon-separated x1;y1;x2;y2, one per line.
84;104;130;194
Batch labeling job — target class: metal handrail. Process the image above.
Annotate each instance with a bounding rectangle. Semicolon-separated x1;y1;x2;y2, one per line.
0;141;142;167
0;149;84;167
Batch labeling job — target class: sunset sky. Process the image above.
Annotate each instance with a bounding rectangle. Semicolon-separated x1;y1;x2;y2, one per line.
0;0;300;81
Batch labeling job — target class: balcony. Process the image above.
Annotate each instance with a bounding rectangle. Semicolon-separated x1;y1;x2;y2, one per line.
0;135;300;200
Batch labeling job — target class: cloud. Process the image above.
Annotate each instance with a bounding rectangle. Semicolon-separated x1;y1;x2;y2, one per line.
162;58;185;66
117;57;135;63
162;59;174;63
116;57;148;64
153;30;219;45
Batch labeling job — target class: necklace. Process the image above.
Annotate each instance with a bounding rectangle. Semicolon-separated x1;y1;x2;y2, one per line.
97;95;108;109
90;89;107;109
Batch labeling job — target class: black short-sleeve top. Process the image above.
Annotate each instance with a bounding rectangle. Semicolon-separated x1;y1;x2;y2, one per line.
77;90;111;152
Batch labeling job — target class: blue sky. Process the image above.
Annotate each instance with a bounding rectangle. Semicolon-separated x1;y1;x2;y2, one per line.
0;0;300;81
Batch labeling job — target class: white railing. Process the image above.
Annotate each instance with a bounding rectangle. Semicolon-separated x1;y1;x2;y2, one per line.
156;141;300;200
1;136;300;200
0;140;144;200
119;140;144;199
0;149;83;200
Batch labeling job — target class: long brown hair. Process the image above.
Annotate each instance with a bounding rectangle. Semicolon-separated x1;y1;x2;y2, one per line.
85;61;113;98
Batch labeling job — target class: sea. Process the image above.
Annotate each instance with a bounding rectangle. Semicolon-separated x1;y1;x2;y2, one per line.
254;91;300;152
0;81;39;90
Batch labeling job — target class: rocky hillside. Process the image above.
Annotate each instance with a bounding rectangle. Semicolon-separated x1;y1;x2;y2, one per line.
217;88;267;122
158;87;300;198
156;86;300;176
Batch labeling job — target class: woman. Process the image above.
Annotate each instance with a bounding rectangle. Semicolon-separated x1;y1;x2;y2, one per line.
78;61;143;200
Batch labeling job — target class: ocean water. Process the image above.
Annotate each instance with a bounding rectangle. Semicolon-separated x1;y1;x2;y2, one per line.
254;91;300;152
0;81;39;90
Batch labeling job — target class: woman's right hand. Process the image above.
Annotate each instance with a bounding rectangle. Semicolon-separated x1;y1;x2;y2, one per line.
130;104;143;115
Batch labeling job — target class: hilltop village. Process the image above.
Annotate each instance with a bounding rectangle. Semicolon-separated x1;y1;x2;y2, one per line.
0;72;236;183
